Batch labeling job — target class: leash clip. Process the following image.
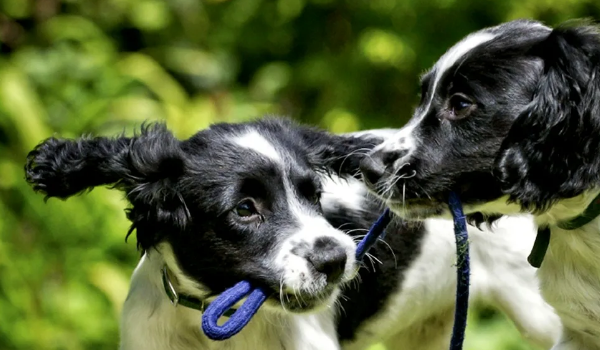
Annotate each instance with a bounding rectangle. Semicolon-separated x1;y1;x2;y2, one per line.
163;266;180;307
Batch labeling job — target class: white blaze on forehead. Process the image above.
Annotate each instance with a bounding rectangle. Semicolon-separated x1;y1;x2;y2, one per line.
422;31;496;117
373;32;496;158
231;130;281;162
275;182;357;292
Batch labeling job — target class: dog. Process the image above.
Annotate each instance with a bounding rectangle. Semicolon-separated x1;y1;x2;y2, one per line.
25;118;559;350
359;19;600;350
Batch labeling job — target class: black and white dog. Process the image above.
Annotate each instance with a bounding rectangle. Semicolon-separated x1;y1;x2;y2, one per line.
25;118;559;350
359;19;600;350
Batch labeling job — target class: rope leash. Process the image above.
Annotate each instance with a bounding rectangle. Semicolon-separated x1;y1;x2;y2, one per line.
202;193;470;350
448;191;470;350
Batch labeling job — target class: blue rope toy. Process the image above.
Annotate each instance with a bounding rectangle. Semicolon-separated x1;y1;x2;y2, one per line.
202;192;470;350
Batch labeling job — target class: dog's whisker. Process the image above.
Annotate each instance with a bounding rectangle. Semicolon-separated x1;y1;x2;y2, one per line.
364;253;377;271
377;238;398;269
366;252;382;265
279;277;290;313
345;228;369;235
337;148;373;174
403;182;407;212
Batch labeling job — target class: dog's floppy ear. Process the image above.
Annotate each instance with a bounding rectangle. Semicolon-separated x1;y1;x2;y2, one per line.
299;127;383;178
495;21;600;212
25;123;188;249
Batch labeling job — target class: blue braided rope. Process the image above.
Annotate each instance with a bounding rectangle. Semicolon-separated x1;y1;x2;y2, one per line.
356;208;392;261
448;191;470;350
201;280;268;340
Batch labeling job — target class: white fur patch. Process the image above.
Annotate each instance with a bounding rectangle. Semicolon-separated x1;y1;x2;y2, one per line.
253;164;359;302
422;31;496;116
274;186;357;295
231;131;281;162
320;176;367;214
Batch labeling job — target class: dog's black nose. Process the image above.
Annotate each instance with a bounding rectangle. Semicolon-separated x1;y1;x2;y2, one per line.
307;237;347;283
359;151;386;185
360;149;408;184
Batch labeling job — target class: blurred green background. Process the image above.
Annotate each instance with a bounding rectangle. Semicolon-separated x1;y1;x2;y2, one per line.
1;0;599;349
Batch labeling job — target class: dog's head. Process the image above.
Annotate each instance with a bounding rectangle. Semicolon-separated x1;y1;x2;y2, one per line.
25;118;381;313
361;19;600;220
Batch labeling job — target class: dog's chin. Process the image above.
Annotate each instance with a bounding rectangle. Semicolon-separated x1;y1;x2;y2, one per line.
384;194;515;223
389;202;450;220
264;286;340;314
366;187;450;220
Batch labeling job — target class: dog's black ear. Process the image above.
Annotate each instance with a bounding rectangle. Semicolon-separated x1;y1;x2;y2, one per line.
25;123;188;248
25;123;185;200
494;21;600;212
299;127;383;178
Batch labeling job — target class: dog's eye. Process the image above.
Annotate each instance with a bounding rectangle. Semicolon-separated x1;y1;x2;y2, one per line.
447;94;474;120
298;178;321;206
311;191;322;205
235;200;257;217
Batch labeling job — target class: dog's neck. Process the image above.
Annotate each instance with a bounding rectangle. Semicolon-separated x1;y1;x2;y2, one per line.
119;248;341;350
534;190;600;228
161;265;238;317
523;191;600;268
534;205;600;348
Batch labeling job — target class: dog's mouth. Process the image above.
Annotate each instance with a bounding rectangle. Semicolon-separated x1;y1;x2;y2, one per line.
260;234;358;313
363;174;460;220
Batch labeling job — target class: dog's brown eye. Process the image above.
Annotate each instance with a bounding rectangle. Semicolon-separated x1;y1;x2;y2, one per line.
447;94;474;120
311;191;322;205
235;200;257;217
297;178;321;206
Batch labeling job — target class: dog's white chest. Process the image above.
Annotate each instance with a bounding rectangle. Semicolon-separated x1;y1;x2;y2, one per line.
121;304;340;350
538;224;600;348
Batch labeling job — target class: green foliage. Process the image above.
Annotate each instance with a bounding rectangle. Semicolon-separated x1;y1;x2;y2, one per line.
0;0;598;349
